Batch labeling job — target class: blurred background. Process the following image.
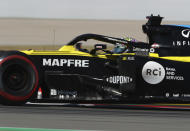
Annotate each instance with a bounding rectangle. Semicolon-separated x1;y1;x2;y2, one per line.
0;0;189;50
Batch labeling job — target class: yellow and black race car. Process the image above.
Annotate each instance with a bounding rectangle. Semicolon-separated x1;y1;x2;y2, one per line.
1;15;190;105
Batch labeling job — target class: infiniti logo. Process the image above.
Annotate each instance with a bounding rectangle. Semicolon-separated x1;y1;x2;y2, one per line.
182;29;190;38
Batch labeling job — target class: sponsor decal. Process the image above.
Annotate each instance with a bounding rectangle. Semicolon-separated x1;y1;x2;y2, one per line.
173;41;190;46
142;62;184;84
149;48;155;53
165;67;184;81
182;29;190;38
127;56;135;61
142;61;165;84
172;29;190;46
106;76;132;84
50;89;77;100
151;43;160;48
123;56;135;61
133;47;149;52
50;89;57;96
43;58;89;67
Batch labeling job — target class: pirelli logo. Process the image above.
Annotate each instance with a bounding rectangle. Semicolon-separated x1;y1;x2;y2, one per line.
43;58;89;67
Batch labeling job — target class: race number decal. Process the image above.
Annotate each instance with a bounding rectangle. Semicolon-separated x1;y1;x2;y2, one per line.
142;61;165;84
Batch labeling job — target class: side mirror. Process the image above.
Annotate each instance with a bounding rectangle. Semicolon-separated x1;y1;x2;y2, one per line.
90;44;107;55
94;44;107;50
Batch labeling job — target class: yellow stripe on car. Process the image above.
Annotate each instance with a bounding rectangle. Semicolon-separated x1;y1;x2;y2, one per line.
22;46;190;63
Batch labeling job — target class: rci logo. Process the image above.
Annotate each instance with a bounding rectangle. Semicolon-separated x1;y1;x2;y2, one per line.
142;61;165;84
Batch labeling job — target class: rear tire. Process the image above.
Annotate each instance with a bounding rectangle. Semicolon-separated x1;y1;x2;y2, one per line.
0;55;39;105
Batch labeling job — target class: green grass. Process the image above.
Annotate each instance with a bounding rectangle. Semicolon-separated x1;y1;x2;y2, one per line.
0;127;94;131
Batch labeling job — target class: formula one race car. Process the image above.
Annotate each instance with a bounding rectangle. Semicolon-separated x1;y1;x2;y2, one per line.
1;15;190;105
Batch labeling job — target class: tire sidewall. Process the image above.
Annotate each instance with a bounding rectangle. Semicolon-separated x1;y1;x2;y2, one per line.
0;54;39;102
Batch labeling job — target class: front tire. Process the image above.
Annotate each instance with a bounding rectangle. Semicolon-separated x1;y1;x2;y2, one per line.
0;54;39;105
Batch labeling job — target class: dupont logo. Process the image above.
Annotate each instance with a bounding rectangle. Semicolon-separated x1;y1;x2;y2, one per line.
182;29;190;38
142;61;165;84
106;76;132;84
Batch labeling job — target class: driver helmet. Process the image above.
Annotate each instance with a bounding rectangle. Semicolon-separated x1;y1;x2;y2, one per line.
112;36;137;54
123;37;137;42
112;43;127;54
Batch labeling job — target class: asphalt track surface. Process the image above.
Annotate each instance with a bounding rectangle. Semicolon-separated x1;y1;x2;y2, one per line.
1;104;190;131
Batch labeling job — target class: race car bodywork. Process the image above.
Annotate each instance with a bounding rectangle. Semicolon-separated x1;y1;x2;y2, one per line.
0;15;190;105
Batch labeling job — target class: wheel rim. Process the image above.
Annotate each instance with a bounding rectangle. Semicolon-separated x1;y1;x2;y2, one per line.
0;55;39;101
2;64;28;91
